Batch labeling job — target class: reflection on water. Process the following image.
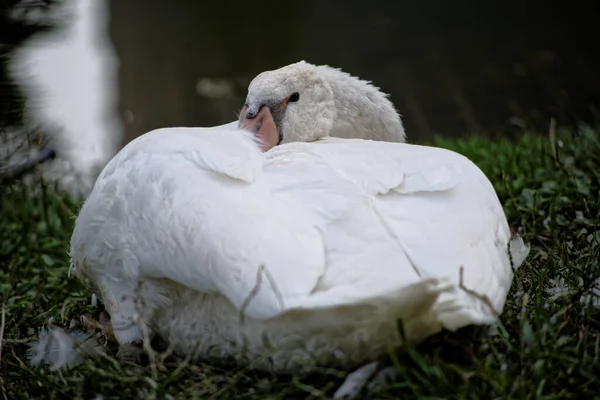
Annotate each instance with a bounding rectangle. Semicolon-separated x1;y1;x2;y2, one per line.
2;0;599;145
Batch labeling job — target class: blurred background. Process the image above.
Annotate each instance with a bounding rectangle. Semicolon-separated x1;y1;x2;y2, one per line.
2;0;600;145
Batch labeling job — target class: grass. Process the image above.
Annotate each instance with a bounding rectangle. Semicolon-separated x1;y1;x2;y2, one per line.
1;124;599;399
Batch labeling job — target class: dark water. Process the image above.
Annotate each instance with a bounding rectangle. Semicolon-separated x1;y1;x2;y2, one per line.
109;0;600;143
3;0;600;144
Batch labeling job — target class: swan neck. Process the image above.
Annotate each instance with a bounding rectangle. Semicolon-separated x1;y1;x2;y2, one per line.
317;66;406;143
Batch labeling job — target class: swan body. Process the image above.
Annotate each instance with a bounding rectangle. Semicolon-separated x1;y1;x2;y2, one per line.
70;125;528;374
69;61;528;388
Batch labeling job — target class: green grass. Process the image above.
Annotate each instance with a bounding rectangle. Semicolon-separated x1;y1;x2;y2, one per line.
1;125;599;399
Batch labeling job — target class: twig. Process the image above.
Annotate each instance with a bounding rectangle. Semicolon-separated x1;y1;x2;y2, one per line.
164;346;195;383
239;264;285;325
133;314;157;380
157;343;175;365
239;265;265;324
458;266;497;317
0;145;56;185
261;264;285;311
2;338;31;344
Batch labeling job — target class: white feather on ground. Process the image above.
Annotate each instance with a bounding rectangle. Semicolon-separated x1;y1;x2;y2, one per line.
27;325;104;371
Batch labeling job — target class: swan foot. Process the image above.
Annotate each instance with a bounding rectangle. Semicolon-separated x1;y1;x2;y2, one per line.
80;311;116;343
80;311;145;364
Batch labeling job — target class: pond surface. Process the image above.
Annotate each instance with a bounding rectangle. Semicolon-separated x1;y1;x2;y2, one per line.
2;0;599;144
109;0;600;143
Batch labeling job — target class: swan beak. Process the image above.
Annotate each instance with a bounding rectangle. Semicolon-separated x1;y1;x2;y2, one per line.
240;104;280;152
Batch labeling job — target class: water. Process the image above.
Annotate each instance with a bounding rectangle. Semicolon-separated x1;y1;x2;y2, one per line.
109;0;600;143
2;0;599;145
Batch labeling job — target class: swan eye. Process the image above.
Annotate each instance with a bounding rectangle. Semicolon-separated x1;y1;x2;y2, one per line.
289;92;300;102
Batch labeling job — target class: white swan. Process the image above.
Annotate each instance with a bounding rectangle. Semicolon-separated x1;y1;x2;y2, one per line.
68;61;528;396
6;0;122;199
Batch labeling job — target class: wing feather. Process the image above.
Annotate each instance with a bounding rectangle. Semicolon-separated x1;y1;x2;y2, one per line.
74;133;518;325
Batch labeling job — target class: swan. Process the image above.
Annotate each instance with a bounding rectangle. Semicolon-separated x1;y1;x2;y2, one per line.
67;60;529;397
5;0;122;199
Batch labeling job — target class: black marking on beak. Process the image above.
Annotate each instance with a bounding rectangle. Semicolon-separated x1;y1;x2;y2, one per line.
245;104;261;119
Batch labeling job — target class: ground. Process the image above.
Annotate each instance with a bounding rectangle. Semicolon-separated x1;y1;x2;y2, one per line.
0;125;599;399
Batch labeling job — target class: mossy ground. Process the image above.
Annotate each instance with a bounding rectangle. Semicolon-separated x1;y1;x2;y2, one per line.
1;125;599;399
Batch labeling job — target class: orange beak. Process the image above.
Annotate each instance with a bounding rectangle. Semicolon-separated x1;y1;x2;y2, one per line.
240;104;282;152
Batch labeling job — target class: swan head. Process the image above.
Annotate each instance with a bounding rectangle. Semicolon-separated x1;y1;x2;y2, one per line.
239;61;405;151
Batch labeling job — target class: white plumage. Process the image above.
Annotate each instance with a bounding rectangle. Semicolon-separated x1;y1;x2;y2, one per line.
70;128;528;371
66;61;528;396
7;0;122;199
